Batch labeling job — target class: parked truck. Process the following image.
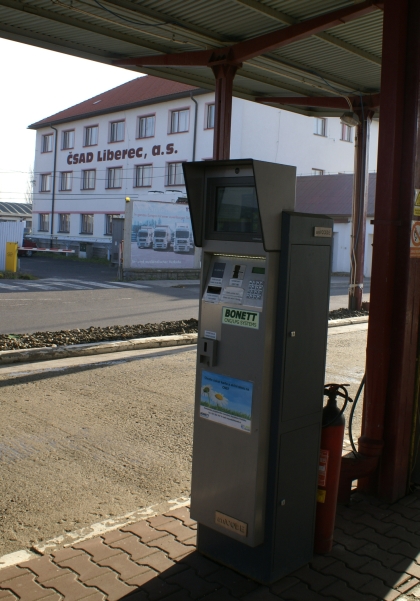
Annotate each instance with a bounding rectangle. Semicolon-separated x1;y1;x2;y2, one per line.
173;224;193;253
153;225;172;250
136;227;154;249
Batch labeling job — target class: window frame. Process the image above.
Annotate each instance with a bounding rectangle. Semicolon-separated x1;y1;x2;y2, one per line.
80;214;94;235
58;213;70;233
81;169;96;190
105;214;119;236
340;123;353;142
83;124;99;147
169;108;190;134
106;167;123;189
62;129;75;150
109;120;125;143
314;117;327;137
166;162;185;186
134;164;153;188
41;134;53;153
312;168;325;176
137;114;156;139
59;171;72;191
40;173;52;192
205;103;215;129
38;213;50;232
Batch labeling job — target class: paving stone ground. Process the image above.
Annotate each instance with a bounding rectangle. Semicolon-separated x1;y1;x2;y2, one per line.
3;491;420;601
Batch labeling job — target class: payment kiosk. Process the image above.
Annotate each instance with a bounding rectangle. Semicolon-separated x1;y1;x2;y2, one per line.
183;159;333;583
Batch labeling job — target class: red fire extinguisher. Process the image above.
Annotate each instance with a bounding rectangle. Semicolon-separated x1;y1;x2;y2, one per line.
314;384;352;554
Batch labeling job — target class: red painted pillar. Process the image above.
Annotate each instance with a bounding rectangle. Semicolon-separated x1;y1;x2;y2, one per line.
348;109;373;311
211;64;239;160
358;0;420;501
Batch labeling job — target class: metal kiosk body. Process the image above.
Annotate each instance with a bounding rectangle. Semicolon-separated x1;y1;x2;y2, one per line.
183;159;333;584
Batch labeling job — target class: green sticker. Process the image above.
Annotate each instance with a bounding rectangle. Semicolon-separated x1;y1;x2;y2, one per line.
222;307;259;329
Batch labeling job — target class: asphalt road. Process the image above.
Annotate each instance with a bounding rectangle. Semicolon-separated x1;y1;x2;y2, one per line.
0;257;369;334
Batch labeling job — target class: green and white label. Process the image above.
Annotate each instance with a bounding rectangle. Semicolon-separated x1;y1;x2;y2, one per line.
222;307;260;329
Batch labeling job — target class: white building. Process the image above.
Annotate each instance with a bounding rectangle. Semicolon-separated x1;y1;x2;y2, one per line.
29;75;378;258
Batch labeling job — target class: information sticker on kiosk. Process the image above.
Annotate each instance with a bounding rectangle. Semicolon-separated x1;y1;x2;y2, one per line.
184;159;333;584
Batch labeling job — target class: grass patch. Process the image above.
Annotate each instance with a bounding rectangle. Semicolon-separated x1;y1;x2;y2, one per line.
0;271;38;280
45;253;111;265
200;400;251;420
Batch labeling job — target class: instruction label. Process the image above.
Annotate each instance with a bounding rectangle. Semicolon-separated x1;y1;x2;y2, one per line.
222;307;260;329
414;190;420;217
410;221;420;258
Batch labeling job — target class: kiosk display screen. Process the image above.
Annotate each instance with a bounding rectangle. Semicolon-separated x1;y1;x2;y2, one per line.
215;186;259;234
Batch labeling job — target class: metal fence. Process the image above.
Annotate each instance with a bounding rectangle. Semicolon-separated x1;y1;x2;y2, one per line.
0;221;25;271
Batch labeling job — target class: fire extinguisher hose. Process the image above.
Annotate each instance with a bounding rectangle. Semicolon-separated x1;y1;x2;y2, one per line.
322;384;352;428
349;373;366;457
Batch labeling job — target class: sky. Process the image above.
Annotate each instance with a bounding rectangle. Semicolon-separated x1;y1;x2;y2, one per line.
0;38;139;204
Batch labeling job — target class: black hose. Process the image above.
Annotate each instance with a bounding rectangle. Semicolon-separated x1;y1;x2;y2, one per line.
322;384;352;428
349;373;366;456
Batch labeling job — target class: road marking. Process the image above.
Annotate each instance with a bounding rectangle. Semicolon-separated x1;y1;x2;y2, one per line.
48;279;122;289
114;282;151;289
0;282;28;290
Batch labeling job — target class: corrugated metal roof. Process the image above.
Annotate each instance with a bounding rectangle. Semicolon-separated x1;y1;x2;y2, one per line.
0;0;383;117
0;202;32;217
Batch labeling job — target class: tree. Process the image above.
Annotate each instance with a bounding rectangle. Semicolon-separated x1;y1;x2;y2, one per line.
24;168;35;205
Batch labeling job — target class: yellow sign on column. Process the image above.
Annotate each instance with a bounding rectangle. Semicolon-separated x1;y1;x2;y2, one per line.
5;242;18;272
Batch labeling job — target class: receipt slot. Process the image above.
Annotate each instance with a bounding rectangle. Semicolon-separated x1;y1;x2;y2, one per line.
183;159;333;583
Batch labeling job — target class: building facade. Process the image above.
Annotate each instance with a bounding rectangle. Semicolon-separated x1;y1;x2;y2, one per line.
29;76;379;258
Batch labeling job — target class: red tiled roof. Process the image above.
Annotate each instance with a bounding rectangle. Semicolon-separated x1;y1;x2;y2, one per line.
296;172;376;217
29;75;201;129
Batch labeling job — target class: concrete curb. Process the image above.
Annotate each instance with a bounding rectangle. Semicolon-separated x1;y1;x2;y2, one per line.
0;317;368;366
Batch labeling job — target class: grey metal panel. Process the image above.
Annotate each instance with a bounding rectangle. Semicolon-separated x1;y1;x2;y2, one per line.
253;160;296;252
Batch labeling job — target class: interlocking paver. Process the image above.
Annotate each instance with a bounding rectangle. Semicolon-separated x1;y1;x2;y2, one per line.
0;566;30;585
353;513;396;534
0;573;57;601
328;544;369;569
0;591;19;601
290;564;337;591
57;554;113;583
97;552;150;580
384;512;420;532
177;551;220;577
321;560;373;589
148;534;193;559
73;538;121;562
270;576;300;595
355;543;406;568
121;521;167;543
155;521;197;542
42;571;97;601
280;582;338;601
335;515;367;535
166;567;218;599
397;577;420;594
393;559;420;580
387;541;420;560
109;535;160;561
20;556;71;584
359;581;401;601
353;527;401;550
125;568;159;588
147;515;176;529
52;548;86;563
194;588;237;600
207;567;259;597
136;550;176;573
359;559;410;588
241;586;279;600
130;576;180;600
101;529;132;545
183;536;197;546
333;528;369;552
309;555;336;570
84;572;136;601
321;580;377;601
386;526;420;549
164;507;196;528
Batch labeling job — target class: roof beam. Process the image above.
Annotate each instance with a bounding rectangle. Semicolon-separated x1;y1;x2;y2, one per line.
256;94;381;109
234;0;381;66
114;1;382;67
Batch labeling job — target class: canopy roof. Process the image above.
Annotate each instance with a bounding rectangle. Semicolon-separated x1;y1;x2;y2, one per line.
0;0;382;117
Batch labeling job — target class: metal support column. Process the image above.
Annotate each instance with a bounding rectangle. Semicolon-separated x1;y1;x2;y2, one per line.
340;0;420;502
211;64;238;160
348;109;373;311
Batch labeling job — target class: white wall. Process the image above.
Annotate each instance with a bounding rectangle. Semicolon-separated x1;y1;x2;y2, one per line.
0;221;25;270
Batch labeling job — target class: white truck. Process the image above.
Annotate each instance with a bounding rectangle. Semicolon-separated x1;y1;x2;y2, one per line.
136;227;154;248
153;225;172;250
173;224;193;253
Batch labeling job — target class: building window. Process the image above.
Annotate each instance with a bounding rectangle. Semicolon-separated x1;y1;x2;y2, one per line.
106;167;123;189
105;214;119;235
170;109;189;133
138;115;155;139
314;118;327;136
58;214;70;233
38;213;49;232
84;125;98;146
134;164;152;187
62;129;75;150
60;171;72;191
312;168;325;176
167;162;185;186
40;173;51;192
81;169;96;190
206;104;215;129
109;120;125;143
81;214;94;234
341;123;352;142
41;134;53;153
